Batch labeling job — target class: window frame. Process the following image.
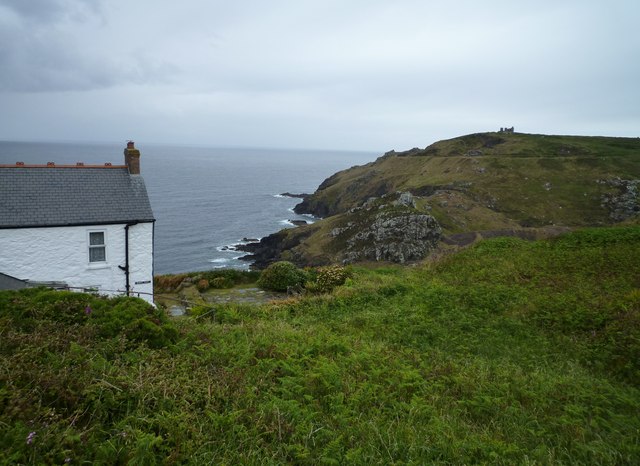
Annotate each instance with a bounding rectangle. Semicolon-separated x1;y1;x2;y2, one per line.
88;230;107;264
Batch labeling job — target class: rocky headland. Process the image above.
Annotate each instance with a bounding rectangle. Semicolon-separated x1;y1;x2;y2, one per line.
242;132;640;268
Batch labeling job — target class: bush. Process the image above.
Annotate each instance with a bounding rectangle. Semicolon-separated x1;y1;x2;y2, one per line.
154;270;260;293
125;317;179;349
196;279;210;292
312;265;352;293
257;261;307;292
153;274;187;293
200;269;260;286
187;304;214;318
210;277;232;289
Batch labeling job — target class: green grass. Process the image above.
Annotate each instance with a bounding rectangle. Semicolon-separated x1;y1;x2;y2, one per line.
1;226;639;464
277;132;640;264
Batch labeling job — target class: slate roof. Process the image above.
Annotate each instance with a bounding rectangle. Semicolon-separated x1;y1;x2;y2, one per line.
0;166;155;228
0;272;27;290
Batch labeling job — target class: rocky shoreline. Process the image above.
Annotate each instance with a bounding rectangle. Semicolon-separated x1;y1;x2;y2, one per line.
238;191;445;269
236;227;316;269
279;192;310;199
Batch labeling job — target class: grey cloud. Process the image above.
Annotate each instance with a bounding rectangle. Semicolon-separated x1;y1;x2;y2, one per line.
0;0;177;92
0;0;103;23
0;33;109;92
0;0;638;150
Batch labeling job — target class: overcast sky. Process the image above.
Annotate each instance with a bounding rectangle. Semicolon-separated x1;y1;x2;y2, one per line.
0;0;638;151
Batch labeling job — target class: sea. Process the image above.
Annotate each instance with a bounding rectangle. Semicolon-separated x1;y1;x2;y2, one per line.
0;141;376;274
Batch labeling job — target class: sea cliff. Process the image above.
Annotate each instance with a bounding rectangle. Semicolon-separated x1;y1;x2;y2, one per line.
243;132;640;268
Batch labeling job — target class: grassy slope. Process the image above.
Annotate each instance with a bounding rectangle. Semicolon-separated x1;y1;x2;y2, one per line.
1;226;639;464
273;133;640;266
304;132;640;227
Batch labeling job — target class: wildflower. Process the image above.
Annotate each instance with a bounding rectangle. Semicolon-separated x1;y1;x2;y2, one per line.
26;431;36;445
85;306;92;315
65;458;72;463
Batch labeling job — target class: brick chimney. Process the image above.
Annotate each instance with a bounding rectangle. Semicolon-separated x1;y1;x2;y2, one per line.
124;141;141;174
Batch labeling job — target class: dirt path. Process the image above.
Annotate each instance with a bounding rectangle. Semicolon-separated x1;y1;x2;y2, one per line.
156;285;289;316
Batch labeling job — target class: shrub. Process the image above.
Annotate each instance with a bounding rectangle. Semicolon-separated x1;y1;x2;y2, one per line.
200;269;260;286
210;277;232;289
257;261;307;292
87;296;177;348
308;265;352;293
188;304;215;318
196;279;210;292
125;317;179;349
154;274;187;292
154;270;260;293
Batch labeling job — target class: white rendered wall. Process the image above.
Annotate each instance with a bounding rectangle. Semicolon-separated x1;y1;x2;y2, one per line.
0;222;154;304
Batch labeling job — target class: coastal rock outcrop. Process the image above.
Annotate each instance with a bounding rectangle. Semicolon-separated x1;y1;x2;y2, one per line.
333;192;442;263
242;192;443;268
342;210;441;263
237;225;321;269
294;169;390;218
600;178;640;221
280;192;309;199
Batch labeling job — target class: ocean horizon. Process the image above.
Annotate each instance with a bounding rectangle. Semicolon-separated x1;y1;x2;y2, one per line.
0;140;377;274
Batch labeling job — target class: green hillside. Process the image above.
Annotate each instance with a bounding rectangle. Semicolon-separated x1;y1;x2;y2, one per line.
299;132;640;227
242;132;639;267
2;226;639;464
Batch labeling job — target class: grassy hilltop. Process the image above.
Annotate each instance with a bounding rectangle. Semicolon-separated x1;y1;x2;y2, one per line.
300;132;640;226
246;132;640;267
2;226;640;464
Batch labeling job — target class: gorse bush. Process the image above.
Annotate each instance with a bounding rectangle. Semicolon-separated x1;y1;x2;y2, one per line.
257;261;308;292
306;265;352;293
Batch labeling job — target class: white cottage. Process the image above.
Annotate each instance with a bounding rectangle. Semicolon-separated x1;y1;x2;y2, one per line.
0;142;155;304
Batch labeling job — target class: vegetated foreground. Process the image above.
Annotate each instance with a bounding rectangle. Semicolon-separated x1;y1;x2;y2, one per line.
2;226;640;464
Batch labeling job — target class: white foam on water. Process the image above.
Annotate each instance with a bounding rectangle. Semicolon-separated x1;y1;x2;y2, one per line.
217;236;261;253
236;237;262;244
279;219;295;226
210;254;249;270
210;258;229;263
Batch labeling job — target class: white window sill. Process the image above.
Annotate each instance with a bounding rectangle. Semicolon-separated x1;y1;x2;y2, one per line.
87;262;110;270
